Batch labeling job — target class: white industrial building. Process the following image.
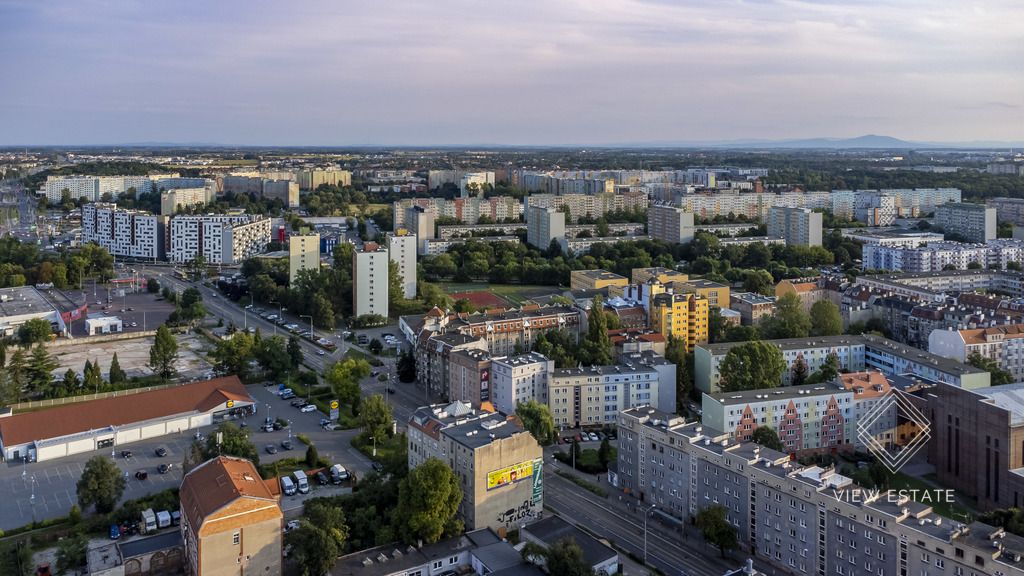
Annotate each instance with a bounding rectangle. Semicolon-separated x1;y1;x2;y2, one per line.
0;286;67;338
0;377;253;462
85;314;122;335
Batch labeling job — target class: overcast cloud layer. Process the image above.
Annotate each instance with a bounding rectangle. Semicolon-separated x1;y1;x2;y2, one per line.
1;0;1022;146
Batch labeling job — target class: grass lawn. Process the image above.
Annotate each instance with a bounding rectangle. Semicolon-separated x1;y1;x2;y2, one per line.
351;432;404;462
343;348;384;366
438;283;562;306
889;472;976;521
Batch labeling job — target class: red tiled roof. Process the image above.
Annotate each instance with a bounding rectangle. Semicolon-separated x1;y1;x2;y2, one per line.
180;456;279;535
0;376;251;446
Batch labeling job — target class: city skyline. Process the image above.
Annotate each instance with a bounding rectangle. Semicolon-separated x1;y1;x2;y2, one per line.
1;0;1021;146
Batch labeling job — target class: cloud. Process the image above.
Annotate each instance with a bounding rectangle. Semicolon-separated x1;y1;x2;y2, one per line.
0;0;1021;144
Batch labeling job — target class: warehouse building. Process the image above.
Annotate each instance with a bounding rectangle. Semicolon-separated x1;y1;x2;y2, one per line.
0;376;253;462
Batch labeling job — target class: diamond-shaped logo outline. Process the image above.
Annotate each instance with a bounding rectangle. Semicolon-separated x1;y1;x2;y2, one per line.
857;390;931;474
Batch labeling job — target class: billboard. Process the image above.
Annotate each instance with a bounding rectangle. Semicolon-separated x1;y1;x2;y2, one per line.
480;368;490;401
486;459;534;491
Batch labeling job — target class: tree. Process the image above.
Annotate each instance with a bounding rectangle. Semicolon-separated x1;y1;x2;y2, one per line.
367;338;383;354
397;350;416;383
18;318;53;345
55;533;87;575
395;458;463;544
515;400;557;446
453;299;475;314
751;426;785;452
326;358;371;407
146;277;161;293
202;422;260;465
809;300;843;337
718;341;786;392
545;538;596;576
211;332;256;379
806;352;840;384
7;347;27;399
77;455;126;513
665;334;692;407
695;505;739;558
108;352;127;386
761;293;811;339
287;522;340;576
968;352;1014;386
26;344;58;397
791;355;808;387
303;499;349;550
149;325;179;380
580;295;613;365
60;369;81;395
305;443;319;468
257;336;292;380
360;394;393;442
83;358;104;391
598;437;612;469
287;335;304;368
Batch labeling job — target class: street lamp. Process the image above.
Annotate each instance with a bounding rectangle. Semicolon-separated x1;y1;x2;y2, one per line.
643;504;657;565
29;474;37;524
269;301;284;335
244;294;254;330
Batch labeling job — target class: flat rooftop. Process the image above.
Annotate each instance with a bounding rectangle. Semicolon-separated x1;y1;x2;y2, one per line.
0;286;56;319
977;383;1024;426
574;269;627;281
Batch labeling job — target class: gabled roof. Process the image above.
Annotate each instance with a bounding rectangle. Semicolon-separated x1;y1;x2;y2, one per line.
0;376;251;447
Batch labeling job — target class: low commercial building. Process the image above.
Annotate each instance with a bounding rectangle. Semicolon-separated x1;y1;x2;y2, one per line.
569;269;629;291
85;314;122;335
0;286;69;338
0;376;254;462
408;402;543;533
180;456;282;576
695;334;990;394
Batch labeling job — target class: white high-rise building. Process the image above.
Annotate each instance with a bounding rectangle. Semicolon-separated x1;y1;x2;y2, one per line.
491;353;554;415
386;231;417;299
168;215;271;264
81;203;165;260
526;205;566;249
288;233;321;282
935;202;997;243
352;242;389;317
160;187;214;215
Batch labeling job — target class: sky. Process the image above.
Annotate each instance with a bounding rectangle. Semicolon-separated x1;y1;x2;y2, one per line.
0;0;1022;146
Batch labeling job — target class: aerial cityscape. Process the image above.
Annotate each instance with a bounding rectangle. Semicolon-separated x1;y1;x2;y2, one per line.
1;2;1023;576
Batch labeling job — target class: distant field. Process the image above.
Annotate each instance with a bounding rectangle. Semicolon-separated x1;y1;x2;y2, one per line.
439;283;561;306
450;291;510;309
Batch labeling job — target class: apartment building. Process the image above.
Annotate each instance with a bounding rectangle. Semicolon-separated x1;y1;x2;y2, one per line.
260;179;299;207
936;202;997;243
424;236;521;255
929;323;1024;382
386;230;417;299
490;353;554;415
855;193;898;226
835;188;962;222
179;456;282;576
450;305;582;357
701;371;896;454
559;235;650;255
729;292;777;326
695;334;990;394
526;205;566;249
674;279;731;310
775;278;829;313
81;203;166;260
352;242;389;317
841;228;946;248
767;207;822;247
988;197;1024;226
648;204;696;244
44;175;157;203
854;270;1024;302
525;191;648;223
416;332;488;398
160;187;214;215
649;292;709;351
288;233;320;283
436;223;526;240
569;269;629;291
408;403;543;533
617;405;1024;576
549;363;661;427
863;240;1024;273
459;172;495;196
168;215;271;264
448;348;493;408
393;197;524;229
296;169;351;191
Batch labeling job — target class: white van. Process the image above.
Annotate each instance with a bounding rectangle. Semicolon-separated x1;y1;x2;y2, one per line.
293;470;310;494
156;510;172;529
141;508;157;533
280;476;296;496
329;464;349;484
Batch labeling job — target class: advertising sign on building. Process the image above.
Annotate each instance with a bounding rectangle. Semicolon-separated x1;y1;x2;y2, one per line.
486;460;534;491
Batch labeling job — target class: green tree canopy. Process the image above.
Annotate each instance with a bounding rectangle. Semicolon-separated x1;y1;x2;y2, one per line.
26;344;58;397
695;505;739;558
108;352;127;386
761;293;811;339
545;539;596;576
360;394;394;443
202;422;260;465
394;458;463;545
719;341;787;392
149;325;179;380
18;317;53;345
580;295;612;365
809;299;843;337
515;399;557;446
751;426;785;452
968;352;1014;386
77;456;127;513
326;358;372;407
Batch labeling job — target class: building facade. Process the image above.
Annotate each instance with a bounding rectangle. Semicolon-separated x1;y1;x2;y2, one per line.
766;206;822;247
490;353;554;415
648;204;695;244
352;242;389;317
526;205;566;249
386;230;418;299
81;203;166;260
935;202;997;243
649;292;709;351
168;215;271;264
288;233;320;283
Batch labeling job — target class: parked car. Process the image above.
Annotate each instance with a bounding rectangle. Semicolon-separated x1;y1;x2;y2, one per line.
284;520;301;533
120;450;133;458
386;387;396;394
281;439;293;450
109;524;121;540
157;463;172;474
155;447;167;457
316;471;329;485
317;350;326;356
300;404;317;413
134;470;148;480
588;432;599;442
280;391;296;400
265;444;278;455
372;462;384;473
290;398;307;407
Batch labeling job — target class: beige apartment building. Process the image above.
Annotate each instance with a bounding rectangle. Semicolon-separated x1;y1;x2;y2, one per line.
288;233;320;282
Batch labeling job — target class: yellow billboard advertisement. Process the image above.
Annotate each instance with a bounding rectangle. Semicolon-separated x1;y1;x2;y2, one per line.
486;460;534;491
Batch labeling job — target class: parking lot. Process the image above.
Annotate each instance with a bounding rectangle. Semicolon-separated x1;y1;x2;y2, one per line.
0;383;375;531
69;289;176;337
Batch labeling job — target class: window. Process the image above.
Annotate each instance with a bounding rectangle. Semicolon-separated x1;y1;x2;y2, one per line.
232;531;240;545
